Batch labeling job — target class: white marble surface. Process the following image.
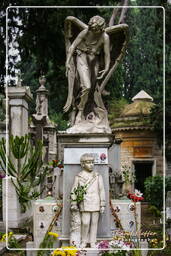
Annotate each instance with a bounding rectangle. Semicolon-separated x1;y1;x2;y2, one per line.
33;198;61;248
3;176;32;228
64;148;108;164
111;199;141;234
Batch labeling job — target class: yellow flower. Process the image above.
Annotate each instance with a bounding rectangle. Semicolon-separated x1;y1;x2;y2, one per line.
52;249;66;256
8;232;13;239
1;234;7;242
48;232;59;238
62;246;78;256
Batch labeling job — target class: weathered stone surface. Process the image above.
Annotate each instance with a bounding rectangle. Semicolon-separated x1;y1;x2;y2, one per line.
3;177;32;228
33;197;62;248
8;86;32;136
111;200;141;234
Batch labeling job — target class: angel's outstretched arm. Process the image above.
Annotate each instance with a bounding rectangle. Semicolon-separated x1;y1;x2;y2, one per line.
65;29;87;77
97;33;110;80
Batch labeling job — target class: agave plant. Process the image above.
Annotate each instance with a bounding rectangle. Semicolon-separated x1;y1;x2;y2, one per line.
0;135;49;212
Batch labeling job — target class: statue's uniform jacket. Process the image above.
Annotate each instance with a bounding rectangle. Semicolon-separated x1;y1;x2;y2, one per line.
71;170;106;212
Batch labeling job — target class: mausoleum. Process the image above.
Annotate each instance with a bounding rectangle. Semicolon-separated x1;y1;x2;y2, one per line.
111;90;163;194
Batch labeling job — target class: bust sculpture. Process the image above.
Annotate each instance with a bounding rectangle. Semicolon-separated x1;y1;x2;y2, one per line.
70;153;106;248
64;15;128;133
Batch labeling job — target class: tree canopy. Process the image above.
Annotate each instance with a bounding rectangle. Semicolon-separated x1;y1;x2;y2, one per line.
0;0;170;149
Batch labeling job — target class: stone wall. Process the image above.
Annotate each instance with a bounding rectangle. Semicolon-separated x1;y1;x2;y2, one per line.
114;129;163;175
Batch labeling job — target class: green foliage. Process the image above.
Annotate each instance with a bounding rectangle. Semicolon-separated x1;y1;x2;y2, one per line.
123;4;163;101
37;233;54;256
121;165;135;184
49;111;68;131
148;103;163;147
8;235;22;249
71;184;88;204
0;135;49;212
144;175;171;210
0;179;2;215
108;98;128;124
148;205;161;218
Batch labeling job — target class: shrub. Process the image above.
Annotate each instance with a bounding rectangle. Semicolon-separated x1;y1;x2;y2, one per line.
144;175;171;210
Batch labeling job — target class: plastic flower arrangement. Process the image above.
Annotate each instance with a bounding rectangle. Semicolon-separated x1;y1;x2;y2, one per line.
97;239;131;255
127;189;144;202
49;160;64;169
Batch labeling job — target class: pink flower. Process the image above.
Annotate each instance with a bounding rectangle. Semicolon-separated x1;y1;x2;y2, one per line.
0;172;5;179
97;240;110;249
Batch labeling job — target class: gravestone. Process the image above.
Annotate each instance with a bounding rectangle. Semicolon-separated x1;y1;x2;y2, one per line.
33;197;62;248
61;134;114;245
111;199;141;234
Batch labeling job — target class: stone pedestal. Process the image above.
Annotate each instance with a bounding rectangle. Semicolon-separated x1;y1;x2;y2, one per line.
33;197;62;248
8;86;32;136
2;176;32;228
61;134;114;245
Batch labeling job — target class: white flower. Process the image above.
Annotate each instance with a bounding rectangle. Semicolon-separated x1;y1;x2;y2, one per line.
134;189;143;197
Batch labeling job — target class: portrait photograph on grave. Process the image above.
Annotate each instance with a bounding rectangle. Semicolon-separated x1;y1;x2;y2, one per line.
0;1;169;256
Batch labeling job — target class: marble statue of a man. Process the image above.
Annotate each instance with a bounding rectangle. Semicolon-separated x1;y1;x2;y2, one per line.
70;153;106;248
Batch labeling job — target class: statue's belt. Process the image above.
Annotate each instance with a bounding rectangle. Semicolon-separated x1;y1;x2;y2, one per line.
78;174;99;189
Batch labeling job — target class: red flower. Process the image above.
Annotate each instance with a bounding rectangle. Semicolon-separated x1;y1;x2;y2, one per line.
127;191;144;202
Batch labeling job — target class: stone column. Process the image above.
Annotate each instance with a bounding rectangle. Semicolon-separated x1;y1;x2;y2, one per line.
32;76;57;162
8;86;32;136
3;176;32;228
4;85;32;228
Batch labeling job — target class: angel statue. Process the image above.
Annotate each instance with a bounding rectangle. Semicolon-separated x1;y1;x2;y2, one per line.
64;15;128;133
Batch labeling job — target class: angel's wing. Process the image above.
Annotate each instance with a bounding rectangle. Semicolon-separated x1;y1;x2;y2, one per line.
64;17;87;112
100;24;129;92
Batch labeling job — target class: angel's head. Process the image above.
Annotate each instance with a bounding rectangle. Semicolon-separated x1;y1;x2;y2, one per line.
88;16;105;33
